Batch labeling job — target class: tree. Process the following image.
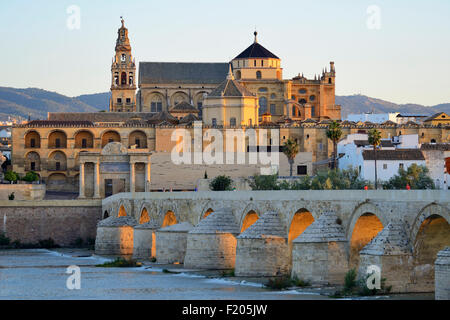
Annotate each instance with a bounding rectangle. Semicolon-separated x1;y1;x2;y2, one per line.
368;129;382;189
383;164;435;190
209;175;233;191
326;121;343;170
23;171;39;183
282;138;299;177
4;170;18;183
250;174;280;190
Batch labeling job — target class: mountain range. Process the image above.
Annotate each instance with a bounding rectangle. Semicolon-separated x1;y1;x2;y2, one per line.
0;87;449;121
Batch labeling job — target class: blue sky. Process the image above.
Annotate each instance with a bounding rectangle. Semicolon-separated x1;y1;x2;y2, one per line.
1;0;449;105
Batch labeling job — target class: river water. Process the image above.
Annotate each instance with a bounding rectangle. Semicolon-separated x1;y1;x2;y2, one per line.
0;249;433;300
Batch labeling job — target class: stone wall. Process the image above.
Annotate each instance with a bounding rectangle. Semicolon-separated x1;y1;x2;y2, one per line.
0;184;45;201
0;199;102;246
435;247;450;300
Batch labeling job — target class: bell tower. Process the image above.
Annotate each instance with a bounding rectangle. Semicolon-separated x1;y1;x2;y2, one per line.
110;17;136;112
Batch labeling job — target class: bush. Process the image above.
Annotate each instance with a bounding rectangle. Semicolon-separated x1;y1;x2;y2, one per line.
209;175;233;191
0;233;10;246
22;171;39;183
344;268;358;291
38;238;60;249
265;277;293;290
291;276;311;287
4;170;18;183
96;258;141;268
383;164;435;190
250;174;280;190
8;192;15;200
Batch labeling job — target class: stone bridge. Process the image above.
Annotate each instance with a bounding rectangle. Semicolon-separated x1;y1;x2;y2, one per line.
99;190;450;294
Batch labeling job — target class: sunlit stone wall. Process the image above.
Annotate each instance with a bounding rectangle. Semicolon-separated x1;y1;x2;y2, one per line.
94;216;137;256
155;222;193;264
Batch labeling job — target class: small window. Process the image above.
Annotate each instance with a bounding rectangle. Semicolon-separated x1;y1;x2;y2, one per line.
399;163;404;170
30;139;36;148
431;139;436;144
256;71;262;79
117;98;122;104
55;138;61;148
230;118;236;127
212;118;217;127
309;95;316;101
126;98;131;104
81;139;87;149
135;138;141;148
311;106;315;117
270;104;276;114
270;93;276;99
328;78;332;84
56;162;61;171
299;89;307;94
31;162;36;171
297;165;307;175
383;164;387;170
258;88;268;92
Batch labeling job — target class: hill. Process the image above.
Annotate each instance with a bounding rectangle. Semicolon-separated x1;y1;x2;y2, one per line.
0;87;448;121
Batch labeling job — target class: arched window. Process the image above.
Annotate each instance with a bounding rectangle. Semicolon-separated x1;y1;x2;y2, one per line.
292;106;296;117
270;93;276;99
121;72;127;85
235;70;241;80
256;71;262;79
309;95;316;101
259;97;268;115
431;139;436;144
230;118;237;127
299;89;307;94
328;78;332;84
151;95;163;113
298;98;307;105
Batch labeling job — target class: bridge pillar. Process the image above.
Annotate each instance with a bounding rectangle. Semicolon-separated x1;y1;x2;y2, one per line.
132;221;160;260
435;247;450;300
235;211;289;277
94;216;137;257
358;221;413;293
291;211;349;285
184;208;240;270
155;222;194;264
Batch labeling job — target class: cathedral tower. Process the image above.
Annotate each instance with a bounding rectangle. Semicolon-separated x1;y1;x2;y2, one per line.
110;18;137;112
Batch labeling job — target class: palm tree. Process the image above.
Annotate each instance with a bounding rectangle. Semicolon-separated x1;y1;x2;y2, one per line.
326;121;343;170
368;128;382;189
282;138;300;177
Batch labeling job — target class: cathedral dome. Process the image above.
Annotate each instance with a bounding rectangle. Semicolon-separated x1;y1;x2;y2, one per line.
233;32;279;60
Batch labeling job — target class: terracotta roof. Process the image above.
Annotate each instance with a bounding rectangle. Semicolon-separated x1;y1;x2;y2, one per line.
139;62;229;85
169;101;198;113
179;113;200;125
147;110;179;125
420;143;450;151
381;120;397;126
424;112;449;122
354;140;394;148
26;120;94;127
362;149;425;161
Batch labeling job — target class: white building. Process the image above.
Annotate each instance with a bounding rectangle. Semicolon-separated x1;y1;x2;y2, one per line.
345;112;399;124
420;143;450;190
338;133;426;184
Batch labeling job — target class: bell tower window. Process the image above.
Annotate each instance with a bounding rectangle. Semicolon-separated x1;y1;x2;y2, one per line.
121;72;127;85
256;71;262;79
121;54;126;62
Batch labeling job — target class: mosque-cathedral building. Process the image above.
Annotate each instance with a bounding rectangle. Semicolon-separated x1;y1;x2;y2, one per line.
11;19;450;196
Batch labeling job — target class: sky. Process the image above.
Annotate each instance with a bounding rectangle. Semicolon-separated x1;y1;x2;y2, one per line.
1;0;450;106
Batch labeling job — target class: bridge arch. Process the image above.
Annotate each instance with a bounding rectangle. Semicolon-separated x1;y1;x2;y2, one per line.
348;202;385;268
162;210;177;228
288;208;315;243
411;203;450;290
202;208;214;220
103;210;109;219
240;210;259;233
117;200;132;218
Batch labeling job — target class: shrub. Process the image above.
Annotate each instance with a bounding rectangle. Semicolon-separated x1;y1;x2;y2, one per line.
291;276;311;287
265;277;293;290
383;164;435;190
96;258;141;268
150;257;157;263
344;268;357;291
38;238;60;249
209;175;233;191
0;233;10;246
250;174;280;190
23;171;39;183
4;170;18;183
8;192;15;200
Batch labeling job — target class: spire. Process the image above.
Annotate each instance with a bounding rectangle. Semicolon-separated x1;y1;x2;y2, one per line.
254;30;258;43
226;63;235;80
121;16;125;27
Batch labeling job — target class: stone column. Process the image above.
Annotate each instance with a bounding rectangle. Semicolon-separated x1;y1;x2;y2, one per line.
144;157;151;192
79;162;85;198
130;162;136;193
94;159;101;198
